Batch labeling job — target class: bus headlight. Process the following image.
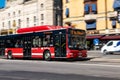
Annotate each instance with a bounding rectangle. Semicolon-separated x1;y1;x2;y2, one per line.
69;53;73;57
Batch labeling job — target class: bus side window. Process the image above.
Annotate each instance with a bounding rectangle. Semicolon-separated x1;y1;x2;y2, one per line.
43;38;47;47
33;36;42;47
15;40;23;48
43;35;53;47
6;40;12;48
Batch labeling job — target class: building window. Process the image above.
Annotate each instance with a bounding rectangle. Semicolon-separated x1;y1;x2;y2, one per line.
2;22;4;28
113;0;120;11
26;18;29;27
41;14;44;20
65;8;69;18
13;12;15;17
18;10;21;16
13;20;16;27
84;1;97;14
24;0;31;2
8;13;10;17
41;22;44;25
33;16;36;26
8;21;11;29
86;21;96;30
112;20;116;28
18;19;21;28
84;4;89;14
66;0;69;3
34;24;36;26
0;0;5;9
41;3;44;8
91;4;97;14
34;16;36;22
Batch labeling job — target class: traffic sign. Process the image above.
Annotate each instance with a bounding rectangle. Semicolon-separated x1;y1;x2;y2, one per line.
93;38;99;45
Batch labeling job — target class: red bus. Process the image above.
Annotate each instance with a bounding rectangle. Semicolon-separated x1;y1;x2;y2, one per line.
0;25;87;60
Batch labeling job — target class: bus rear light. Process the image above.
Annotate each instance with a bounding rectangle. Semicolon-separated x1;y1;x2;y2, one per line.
69;53;74;57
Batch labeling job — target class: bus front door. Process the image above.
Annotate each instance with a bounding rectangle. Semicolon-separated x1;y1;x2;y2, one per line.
23;37;32;58
54;34;66;57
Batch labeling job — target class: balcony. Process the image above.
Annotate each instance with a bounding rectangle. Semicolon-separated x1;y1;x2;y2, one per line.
84;14;97;21
108;11;117;18
87;28;120;36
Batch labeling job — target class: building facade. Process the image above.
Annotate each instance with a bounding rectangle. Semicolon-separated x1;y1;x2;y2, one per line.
63;0;120;50
0;0;63;35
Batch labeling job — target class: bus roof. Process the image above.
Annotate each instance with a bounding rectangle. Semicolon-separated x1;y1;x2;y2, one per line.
17;25;66;34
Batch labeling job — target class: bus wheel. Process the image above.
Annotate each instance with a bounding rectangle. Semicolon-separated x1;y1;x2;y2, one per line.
44;51;51;61
7;51;12;59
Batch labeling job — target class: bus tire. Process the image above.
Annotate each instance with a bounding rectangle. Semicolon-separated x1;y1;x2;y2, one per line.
44;51;51;61
7;51;13;59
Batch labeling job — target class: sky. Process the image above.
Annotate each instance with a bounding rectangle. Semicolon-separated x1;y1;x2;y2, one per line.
0;0;6;9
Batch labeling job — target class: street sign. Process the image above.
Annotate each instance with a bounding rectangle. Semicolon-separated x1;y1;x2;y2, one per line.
93;38;99;45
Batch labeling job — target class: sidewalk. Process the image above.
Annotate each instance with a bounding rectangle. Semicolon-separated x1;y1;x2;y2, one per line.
88;50;120;63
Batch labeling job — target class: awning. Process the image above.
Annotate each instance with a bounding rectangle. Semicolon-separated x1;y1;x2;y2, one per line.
101;35;120;40
86;22;96;29
86;35;103;39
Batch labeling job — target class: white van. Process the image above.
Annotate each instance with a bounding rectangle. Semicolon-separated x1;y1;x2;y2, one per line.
101;40;120;54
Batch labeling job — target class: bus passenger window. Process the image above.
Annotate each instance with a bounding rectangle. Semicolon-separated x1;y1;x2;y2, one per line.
33;36;41;47
43;38;47;46
15;40;23;48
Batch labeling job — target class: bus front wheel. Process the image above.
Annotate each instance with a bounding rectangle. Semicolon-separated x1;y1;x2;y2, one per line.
44;51;51;61
7;51;13;59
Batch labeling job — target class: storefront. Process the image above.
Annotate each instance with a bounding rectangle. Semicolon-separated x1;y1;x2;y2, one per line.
86;34;120;50
0;29;13;35
0;29;8;35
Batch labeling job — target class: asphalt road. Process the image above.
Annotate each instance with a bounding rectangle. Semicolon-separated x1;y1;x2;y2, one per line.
0;59;120;80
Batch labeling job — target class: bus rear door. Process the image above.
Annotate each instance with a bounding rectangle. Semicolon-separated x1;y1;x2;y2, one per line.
23;36;32;58
54;33;66;57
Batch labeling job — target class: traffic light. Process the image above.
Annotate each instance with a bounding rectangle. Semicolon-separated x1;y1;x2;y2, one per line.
117;10;120;23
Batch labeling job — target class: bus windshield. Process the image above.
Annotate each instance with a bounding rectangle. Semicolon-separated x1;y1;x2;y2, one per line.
68;29;86;50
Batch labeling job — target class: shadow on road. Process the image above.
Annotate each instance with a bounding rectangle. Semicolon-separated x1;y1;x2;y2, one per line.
51;57;92;62
0;56;92;62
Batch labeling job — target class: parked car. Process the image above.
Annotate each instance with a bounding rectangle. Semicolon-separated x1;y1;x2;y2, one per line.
101;40;120;54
